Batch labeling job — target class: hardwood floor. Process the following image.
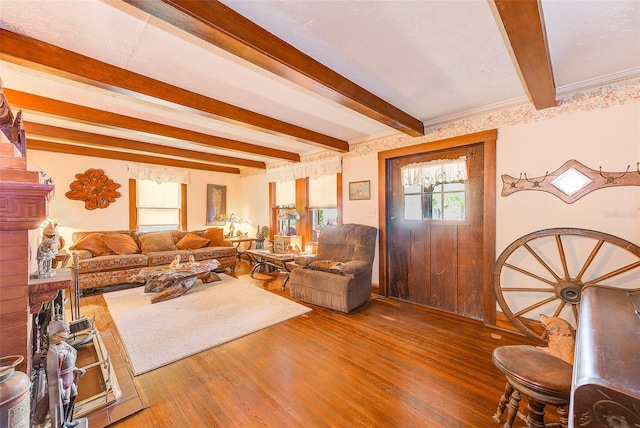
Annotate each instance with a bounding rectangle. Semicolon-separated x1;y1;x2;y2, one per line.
79;261;548;428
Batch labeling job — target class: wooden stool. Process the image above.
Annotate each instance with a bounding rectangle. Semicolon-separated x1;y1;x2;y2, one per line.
492;345;572;428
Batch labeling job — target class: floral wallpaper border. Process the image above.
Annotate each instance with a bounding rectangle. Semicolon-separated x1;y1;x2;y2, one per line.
241;74;640;177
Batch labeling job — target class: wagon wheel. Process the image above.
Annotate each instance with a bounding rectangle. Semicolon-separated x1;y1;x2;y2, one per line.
493;228;640;345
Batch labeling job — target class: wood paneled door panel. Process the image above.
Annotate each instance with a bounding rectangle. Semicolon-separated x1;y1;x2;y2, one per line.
387;143;485;319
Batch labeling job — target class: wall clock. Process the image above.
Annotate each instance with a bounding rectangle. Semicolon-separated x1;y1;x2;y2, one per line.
65;168;121;210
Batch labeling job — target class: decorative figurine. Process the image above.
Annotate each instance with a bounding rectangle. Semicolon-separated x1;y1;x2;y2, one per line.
169;254;181;269
34;222;59;278
48;320;86;427
288;245;302;255
255;225;268;249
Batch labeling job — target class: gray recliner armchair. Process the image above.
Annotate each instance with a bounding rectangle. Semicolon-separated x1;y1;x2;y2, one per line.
288;223;378;313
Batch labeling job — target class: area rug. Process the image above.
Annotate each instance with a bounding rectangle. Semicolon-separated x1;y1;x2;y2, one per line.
103;274;311;375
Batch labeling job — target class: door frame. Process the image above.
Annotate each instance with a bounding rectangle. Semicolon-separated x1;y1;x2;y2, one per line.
377;129;497;325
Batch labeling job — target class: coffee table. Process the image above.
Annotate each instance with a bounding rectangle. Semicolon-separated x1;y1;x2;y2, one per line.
246;249;297;289
131;259;221;303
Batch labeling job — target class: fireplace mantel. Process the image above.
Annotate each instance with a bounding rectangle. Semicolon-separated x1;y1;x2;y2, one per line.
0;181;54;231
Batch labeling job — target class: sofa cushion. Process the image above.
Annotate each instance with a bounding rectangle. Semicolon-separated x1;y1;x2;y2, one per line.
78;253;148;274
190;246;237;261
101;233;140;255
138;231;178;253
146;250;191;267
69;233;113;256
200;228;226;247
176;233;210;250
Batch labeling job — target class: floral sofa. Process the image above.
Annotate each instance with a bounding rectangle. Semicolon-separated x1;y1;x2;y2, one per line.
69;228;237;293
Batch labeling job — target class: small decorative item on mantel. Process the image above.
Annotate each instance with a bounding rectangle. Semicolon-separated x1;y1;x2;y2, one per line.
33;221;59;278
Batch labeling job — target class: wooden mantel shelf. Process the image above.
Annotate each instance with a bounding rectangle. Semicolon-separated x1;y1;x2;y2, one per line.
28;268;71;313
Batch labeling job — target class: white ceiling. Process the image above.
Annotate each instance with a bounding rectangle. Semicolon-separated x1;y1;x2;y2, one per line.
1;0;639;170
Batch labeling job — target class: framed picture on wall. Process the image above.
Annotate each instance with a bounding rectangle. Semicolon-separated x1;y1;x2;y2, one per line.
206;184;227;225
349;180;370;200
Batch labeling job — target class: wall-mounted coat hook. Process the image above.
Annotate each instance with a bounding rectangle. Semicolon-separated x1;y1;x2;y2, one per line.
524;172;548;187
501;159;640;204
502;173;523;189
599;165;629;184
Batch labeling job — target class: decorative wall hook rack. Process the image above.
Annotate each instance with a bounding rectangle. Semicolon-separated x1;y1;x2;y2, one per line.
501;159;640;204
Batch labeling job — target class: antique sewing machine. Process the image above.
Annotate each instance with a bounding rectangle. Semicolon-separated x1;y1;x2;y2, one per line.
570;285;640;427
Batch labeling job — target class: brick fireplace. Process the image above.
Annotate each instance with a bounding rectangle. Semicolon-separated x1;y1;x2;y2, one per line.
0;84;59;374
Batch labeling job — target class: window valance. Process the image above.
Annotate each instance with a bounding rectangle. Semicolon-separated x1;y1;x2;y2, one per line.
266;157;342;183
127;164;189;184
401;156;467;186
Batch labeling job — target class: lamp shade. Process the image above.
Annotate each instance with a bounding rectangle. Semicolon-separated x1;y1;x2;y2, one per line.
278;207;299;220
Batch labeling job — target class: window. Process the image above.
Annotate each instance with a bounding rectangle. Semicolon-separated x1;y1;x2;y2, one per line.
266;157;342;244
309;208;338;241
274;180;296;235
308;174;338;241
401;157;467;221
137;180;181;232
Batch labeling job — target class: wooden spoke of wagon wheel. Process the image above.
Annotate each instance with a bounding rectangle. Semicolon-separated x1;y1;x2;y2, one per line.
493;228;640;344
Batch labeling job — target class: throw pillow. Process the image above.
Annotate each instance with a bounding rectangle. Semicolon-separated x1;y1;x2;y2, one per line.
307;259;344;275
101;233;140;255
69;233;113;256
200;228;225;247
138;231;178;253
176;233;210;250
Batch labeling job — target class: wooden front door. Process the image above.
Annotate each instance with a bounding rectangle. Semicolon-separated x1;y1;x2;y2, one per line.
386;143;486;319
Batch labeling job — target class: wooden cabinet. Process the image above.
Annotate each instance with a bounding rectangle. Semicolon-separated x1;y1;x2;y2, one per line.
273;235;302;253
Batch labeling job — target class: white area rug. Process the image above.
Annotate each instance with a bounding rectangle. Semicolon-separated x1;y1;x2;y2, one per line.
104;274;311;375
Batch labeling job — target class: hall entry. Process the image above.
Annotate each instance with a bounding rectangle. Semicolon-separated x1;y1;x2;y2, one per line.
386;143;486;320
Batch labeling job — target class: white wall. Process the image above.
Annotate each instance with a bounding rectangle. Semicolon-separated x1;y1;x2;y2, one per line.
186;168;240;231
27;154;131;247
237;171;270;236
496;102;640;252
342;151;380;283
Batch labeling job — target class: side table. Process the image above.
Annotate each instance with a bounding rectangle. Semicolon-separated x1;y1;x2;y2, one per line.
227;237;256;264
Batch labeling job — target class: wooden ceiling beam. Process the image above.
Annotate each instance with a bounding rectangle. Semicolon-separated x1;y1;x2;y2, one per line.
5;89;300;162
123;0;425;137
27;139;240;174
23;122;266;169
0;28;348;152
493;0;556;109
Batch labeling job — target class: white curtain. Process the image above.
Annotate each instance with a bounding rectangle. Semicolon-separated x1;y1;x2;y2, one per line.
401;156;468;187
266;157;342;182
309;174;337;207
127;163;189;184
137;180;180;208
275;180;296;206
